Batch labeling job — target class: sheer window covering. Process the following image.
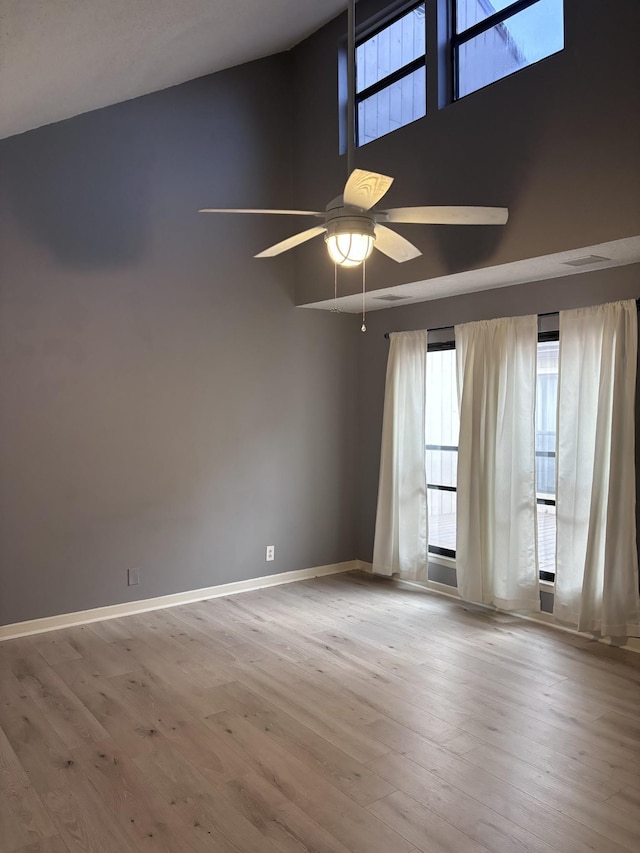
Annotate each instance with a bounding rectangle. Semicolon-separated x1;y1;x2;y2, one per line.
455;315;540;612
371;301;639;640
554;299;640;637
373;330;429;581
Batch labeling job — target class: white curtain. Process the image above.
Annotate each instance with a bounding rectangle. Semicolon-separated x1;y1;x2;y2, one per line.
455;315;540;611
555;300;640;637
373;330;429;581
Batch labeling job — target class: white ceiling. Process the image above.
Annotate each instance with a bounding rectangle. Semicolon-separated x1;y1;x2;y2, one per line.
0;0;347;141
301;237;640;312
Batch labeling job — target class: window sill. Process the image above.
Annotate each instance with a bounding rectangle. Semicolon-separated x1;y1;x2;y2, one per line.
428;552;456;570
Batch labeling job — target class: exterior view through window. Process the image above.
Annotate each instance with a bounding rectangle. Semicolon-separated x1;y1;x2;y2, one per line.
453;0;564;99
356;3;426;146
536;336;558;580
352;1;563;145
425;346;459;557
425;334;559;580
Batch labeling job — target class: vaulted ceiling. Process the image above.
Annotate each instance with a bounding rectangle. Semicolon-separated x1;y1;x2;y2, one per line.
0;0;347;140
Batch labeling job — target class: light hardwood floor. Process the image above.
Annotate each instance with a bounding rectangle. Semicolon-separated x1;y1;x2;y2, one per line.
1;571;639;853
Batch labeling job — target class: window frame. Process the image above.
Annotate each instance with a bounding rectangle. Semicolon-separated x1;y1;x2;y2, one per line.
451;0;561;101
354;0;427;148
536;327;559;582
426;338;458;560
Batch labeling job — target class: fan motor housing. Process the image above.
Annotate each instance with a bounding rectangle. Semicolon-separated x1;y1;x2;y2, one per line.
324;211;376;241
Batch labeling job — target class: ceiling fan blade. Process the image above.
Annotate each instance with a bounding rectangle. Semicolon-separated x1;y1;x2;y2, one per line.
254;225;326;258
384;206;509;225
343;169;394;210
199;208;322;216
374;225;422;263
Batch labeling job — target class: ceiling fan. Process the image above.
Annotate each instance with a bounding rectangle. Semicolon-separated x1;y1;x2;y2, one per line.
199;0;508;269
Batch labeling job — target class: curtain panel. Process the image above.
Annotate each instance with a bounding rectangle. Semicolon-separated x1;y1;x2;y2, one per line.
455;315;540;612
373;330;429;581
555;299;640;637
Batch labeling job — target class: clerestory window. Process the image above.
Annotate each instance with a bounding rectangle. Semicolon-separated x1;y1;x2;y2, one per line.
355;2;426;146
453;0;564;99
347;1;565;146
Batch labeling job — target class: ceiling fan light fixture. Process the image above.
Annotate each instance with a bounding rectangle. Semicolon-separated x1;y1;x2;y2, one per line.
326;232;375;267
325;217;376;267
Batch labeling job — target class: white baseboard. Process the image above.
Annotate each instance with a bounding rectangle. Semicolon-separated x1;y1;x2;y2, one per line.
423;579;461;598
511;610;640;654
390;576;640;654
0;561;359;642
350;565;639;653
6;559;636;656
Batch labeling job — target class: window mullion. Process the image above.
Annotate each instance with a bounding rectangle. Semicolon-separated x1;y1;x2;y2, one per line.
355;56;425;103
452;0;541;47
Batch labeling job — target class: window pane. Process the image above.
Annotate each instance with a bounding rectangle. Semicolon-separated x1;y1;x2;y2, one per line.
357;67;425;146
426;449;458;489
426;347;459;555
356;4;425;94
536;340;558;497
538;505;556;578
428;490;457;553
536;337;558;579
455;0;520;34
456;0;564;98
425;349;459;447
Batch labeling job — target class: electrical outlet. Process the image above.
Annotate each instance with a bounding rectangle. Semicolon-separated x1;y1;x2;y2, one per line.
128;568;140;586
265;545;275;562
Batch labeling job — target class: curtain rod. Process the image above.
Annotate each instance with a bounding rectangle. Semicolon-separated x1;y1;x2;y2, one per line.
383;298;640;339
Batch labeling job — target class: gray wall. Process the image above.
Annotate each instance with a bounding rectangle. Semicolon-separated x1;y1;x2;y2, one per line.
1;1;639;627
355;266;640;562
0;55;358;626
291;0;640;305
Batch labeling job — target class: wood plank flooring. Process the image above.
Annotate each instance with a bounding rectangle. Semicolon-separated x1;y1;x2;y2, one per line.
1;571;639;853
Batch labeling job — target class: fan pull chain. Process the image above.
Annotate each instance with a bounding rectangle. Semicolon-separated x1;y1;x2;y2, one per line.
333;263;339;313
361;260;367;332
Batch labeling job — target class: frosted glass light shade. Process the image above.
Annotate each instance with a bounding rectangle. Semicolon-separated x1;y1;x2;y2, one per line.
326;231;375;267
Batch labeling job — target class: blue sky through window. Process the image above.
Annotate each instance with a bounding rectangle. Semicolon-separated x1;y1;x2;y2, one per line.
456;0;564;98
457;0;564;63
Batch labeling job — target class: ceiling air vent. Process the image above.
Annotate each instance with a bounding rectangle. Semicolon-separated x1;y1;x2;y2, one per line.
562;255;611;267
375;294;407;301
